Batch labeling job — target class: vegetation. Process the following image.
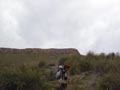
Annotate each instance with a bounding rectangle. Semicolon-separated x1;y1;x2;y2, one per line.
0;50;120;90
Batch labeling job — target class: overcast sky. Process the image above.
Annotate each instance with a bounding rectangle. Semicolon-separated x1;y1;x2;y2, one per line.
0;0;120;54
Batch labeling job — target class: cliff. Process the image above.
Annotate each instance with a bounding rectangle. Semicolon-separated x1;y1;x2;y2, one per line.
0;48;80;55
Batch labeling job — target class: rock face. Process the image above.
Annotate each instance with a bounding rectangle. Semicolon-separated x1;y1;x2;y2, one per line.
0;48;80;55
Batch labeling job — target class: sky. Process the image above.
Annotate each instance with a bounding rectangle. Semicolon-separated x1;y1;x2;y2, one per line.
0;0;120;54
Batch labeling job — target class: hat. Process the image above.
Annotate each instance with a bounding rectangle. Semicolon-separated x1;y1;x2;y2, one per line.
59;65;63;69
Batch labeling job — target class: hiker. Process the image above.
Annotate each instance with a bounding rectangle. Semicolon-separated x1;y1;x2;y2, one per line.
56;65;70;90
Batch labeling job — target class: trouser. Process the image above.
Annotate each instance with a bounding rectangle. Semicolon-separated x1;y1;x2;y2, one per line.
60;83;67;90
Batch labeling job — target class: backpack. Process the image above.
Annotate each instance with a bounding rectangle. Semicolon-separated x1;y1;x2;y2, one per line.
56;70;61;80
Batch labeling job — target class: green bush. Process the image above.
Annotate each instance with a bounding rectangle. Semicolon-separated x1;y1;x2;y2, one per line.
59;56;69;65
78;59;93;73
97;73;120;90
38;61;46;68
0;66;49;90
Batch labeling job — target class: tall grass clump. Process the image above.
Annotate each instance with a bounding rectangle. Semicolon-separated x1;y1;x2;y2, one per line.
96;73;120;90
0;65;50;90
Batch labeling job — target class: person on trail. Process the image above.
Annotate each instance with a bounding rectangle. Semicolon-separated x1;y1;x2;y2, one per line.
56;65;70;90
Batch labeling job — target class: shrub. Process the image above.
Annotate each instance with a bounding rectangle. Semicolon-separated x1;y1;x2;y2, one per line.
38;61;46;68
78;59;93;73
59;56;69;65
97;73;120;90
0;66;48;90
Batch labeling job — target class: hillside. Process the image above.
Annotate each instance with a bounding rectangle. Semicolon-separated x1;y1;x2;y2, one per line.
0;48;80;65
0;48;120;90
0;48;80;55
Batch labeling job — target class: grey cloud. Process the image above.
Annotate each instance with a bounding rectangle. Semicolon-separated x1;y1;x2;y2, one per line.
1;0;120;54
0;0;29;48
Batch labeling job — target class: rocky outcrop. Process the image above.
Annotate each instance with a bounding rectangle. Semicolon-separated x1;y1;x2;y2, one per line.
0;48;80;55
